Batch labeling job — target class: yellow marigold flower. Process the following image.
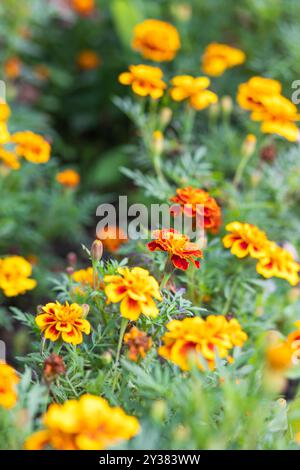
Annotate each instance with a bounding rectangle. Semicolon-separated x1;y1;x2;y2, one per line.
71;0;94;16
202;42;245;77
56;169;80;188
0;102;11;122
97;225;127;253
104;267;162;321
0;361;19;409
4;56;21;80
35;301;91;345
72;267;94;287
0;122;11;145
159;315;247;371
0;147;20;170
132;19;180;62
237;76;282;113
124;326;152;362
11;131;51;164
256;241;300;286
119;65;166;99
24;394;139;450
223;221;269;259
169;75;218;110
0;256;37;297
77;50;101;70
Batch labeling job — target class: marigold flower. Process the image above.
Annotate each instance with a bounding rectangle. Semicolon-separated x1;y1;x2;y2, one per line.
223;222;269;259
56;169;80;188
24;394;139;450
0;102;11;122
159;315;247;371
72;267;94;288
132;19;180;62
0;256;37;297
71;0;94;16
237;76;281;113
35;301;91;345
0;147;20;170
0;361;19;409
4;56;21;80
170;186;222;234
104;267;162;321
287;321;300;365
119;65;166;99
256;242;300;286
124;326;152;362
97;226;127;253
77;50;101;70
43;354;66;382
266;341;293;371
202;43;245;77
148;228;203;271
0;123;11;145
170;75;218;110
11;131;51;164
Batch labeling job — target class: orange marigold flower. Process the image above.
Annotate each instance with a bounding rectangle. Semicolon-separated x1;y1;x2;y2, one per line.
0;361;19;409
223;222;269;259
119;64;166;99
4;56;21;80
24;394;139;450
97;226;127;253
256;241;300;286
0;123;11;145
169;75;218;110
237;76;282;114
11;131;51;164
56;169;80;188
287;321;300;365
170;186;222;234
35;301;91;345
124;326;152;362
266;341;293;371
104;267;162;321
72;267;94;288
77;50;101;70
0;256;37;297
0;147;20;170
202;43;245;77
159;315;247;371
132;19;180;62
71;0;94;16
148;228;203;271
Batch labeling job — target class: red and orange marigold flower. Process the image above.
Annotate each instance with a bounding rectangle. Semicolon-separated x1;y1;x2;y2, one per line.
159;315;248;371
169;75;218;110
170;186;222;234
0;361;19;409
223;221;268;259
35;301;91;345
256;242;300;286
148;229;202;271
104;267;162;321
25;394;139;450
202;43;245;77
119;65;166;99
132;19;180;62
124;326;152;362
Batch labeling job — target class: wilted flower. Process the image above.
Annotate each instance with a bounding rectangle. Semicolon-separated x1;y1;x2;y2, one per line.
56;169;80;188
202;43;245;76
104;267;162;321
132;19;180;62
0;256;37;297
170;186;222;234
35;301;91;345
77;50;101;70
124;326;152;361
24;394;139;450
169;75;218;110
0;362;19;409
43;354;66;382
223;221;268;259
11;131;51;164
119;65;166;99
159;315;247;371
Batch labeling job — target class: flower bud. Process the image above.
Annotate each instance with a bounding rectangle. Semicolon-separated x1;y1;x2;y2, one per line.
152;130;164;154
81;303;90;318
100;351;113;365
160;107;172;127
151;399;167;422
67;252;77;267
91;239;103;262
221;95;233;115
242;133;256;157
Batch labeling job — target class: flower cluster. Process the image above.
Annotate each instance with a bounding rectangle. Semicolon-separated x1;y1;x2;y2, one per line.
0;256;37;297
35;301;91;345
202;42;246;77
223;222;300;285
132;19;181;62
148;229;203;271
104;267;162;321
124;326;153;362
25;394;139;450
237;76;300;141
0;362;19;409
170;186;222;234
159;315;247;371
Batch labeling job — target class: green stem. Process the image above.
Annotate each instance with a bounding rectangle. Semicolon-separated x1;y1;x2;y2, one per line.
183;105;196;147
221;275;240;316
233;151;254;188
112;317;128;392
160;258;174;289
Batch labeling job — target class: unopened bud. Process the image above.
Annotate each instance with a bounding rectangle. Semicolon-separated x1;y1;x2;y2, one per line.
221;95;233;115
151;399;167;422
81;304;90;318
171;3;192;22
100;351;113;365
152;130;164;153
242;133;257;157
66;266;74;276
160;107;172;127
91;239;103;262
208;101;219;120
